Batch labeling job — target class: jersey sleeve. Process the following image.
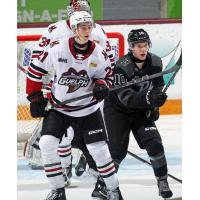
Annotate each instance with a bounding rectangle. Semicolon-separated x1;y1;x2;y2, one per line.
113;61;150;109
26;45;52;95
31;24;55;59
93;49;113;88
95;25;116;71
26;24;57;95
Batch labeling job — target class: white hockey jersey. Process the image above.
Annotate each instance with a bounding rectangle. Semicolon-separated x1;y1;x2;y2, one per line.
27;37;113;117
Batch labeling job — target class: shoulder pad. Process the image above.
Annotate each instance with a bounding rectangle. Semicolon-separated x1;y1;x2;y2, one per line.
116;54;132;68
149;53;162;67
148;53;164;78
116;54;136;79
95;23;106;35
48;23;57;33
50;40;60;48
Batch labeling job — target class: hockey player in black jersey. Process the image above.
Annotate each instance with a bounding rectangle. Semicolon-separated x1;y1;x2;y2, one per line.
103;29;173;199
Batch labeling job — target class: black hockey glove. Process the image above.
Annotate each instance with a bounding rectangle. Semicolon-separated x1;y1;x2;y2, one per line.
145;89;167;108
27;91;48;118
146;107;160;122
93;80;109;101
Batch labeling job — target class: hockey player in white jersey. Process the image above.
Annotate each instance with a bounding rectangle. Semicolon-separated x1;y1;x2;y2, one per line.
27;0;115;196
26;11;123;200
29;0;114;173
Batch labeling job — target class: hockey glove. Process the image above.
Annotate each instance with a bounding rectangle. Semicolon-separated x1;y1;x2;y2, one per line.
145;89;167;108
146;107;160;122
93;80;109;101
27;91;48;117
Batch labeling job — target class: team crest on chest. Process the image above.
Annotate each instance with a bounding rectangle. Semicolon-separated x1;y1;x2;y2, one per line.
58;68;90;93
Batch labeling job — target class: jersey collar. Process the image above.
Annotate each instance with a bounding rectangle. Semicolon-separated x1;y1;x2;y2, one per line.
69;37;96;60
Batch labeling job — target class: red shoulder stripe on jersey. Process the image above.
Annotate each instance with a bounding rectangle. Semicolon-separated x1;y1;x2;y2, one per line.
26;77;42;95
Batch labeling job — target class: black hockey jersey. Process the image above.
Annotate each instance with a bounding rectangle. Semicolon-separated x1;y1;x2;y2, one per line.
107;52;165;113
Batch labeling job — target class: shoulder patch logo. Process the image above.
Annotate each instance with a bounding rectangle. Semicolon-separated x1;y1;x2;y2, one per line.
50;40;60;48
48;25;57;33
89;62;97;67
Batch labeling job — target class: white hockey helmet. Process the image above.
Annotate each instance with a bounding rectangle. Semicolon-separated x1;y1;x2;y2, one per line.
70;11;94;31
67;0;93;18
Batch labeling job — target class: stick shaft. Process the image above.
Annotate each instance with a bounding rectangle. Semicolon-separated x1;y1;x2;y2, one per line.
127;151;182;183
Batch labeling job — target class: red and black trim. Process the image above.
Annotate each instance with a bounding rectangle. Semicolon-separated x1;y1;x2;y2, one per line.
27;63;48;80
97;161;116;178
26;63;48;95
31;50;43;58
57;145;72;158
29;63;48;76
44;162;63;178
49;93;99;112
68;37;96;60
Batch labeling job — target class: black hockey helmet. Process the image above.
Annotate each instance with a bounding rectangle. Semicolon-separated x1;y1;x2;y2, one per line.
127;29;151;48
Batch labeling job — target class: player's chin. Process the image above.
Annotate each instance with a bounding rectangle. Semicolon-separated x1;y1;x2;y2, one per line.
83;37;89;43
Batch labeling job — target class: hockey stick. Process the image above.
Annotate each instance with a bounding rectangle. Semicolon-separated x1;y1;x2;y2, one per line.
127;151;182;183
163;52;182;93
17;63;27;74
17;63;49;89
57;63;180;106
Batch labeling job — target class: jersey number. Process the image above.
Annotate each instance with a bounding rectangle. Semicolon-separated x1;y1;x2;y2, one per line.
106;41;112;52
105;66;113;78
34;51;48;62
39;37;50;47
